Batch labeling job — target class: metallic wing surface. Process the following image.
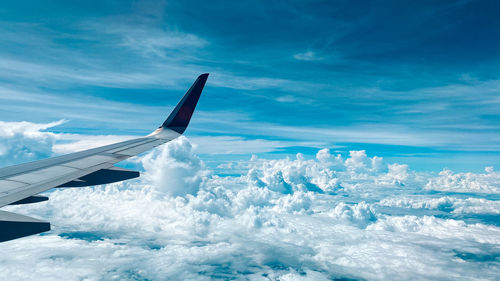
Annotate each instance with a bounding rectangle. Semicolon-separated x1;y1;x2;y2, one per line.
0;73;209;242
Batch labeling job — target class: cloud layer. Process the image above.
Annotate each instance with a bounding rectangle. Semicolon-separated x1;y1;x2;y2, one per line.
1;123;498;280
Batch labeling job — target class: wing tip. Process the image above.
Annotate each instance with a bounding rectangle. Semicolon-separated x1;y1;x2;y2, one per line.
160;73;209;134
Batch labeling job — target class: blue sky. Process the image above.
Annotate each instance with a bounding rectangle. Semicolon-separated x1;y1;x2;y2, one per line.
0;0;499;171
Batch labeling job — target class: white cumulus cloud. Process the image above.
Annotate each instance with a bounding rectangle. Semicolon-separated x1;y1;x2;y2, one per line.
425;167;500;193
0;121;499;280
0;120;64;165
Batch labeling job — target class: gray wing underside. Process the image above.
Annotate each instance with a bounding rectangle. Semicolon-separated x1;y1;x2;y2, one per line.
0;73;208;242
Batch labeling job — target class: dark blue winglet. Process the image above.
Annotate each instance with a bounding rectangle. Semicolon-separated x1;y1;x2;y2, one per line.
162;73;209;134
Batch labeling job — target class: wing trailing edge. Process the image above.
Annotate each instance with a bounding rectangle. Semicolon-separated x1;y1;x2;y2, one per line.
58;166;140;187
0;210;50;242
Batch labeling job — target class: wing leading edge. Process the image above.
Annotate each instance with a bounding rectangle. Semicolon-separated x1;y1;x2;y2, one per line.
0;73;209;243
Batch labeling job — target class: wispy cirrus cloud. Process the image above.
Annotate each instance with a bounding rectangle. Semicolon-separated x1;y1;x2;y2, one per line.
293;50;324;61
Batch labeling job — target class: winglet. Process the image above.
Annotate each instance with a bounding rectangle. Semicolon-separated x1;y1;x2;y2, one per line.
161;73;209;134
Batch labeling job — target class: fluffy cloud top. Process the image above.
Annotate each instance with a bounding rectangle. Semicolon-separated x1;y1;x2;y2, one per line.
0;120;63;165
0;122;499;280
425;167;500;193
141;137;208;197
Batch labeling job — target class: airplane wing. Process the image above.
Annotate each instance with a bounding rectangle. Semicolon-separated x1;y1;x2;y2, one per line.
0;73;209;243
